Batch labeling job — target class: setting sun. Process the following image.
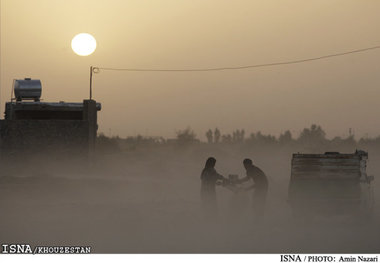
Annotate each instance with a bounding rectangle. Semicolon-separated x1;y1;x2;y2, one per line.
71;33;97;56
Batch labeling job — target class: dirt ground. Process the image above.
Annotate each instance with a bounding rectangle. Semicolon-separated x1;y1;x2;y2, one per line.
0;144;379;253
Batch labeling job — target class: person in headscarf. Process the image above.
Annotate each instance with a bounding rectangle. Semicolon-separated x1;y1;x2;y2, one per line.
200;157;226;219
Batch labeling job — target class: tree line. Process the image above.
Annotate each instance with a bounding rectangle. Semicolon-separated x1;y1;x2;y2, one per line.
96;124;380;152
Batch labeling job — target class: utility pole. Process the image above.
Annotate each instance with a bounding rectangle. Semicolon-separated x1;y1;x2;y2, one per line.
89;66;93;100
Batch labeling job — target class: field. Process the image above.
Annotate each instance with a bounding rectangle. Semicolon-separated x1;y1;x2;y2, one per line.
0;143;379;253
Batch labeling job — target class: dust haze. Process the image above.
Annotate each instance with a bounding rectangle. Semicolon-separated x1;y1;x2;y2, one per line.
2;0;380;138
1;0;380;254
0;128;379;253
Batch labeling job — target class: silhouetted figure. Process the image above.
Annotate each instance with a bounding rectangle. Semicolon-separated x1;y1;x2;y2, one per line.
200;157;225;219
237;158;268;218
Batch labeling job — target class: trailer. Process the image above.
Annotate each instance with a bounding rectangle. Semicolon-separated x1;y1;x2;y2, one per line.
288;150;374;219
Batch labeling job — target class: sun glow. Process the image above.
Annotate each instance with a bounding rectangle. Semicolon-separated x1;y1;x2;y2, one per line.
71;33;97;56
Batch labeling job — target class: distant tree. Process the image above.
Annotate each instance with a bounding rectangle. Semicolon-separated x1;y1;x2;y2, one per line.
120;134;164;150
330;136;343;146
298;124;326;144
358;135;380;147
232;129;245;143
176;127;197;144
232;130;238;142
221;134;232;144
279;130;293;145
205;129;213;144
214;128;221;143
328;135;357;150
96;133;120;153
241;129;245;141
255;131;277;144
344;135;356;145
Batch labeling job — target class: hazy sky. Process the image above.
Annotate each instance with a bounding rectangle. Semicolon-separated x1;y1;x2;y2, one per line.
1;0;380;139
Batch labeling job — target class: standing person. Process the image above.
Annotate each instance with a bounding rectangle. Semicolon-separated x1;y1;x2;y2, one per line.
237;158;268;218
200;157;226;219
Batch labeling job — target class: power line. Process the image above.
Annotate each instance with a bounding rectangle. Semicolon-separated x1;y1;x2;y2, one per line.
93;45;380;73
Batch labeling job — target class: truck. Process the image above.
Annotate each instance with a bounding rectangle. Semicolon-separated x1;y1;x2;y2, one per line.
288;150;374;219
